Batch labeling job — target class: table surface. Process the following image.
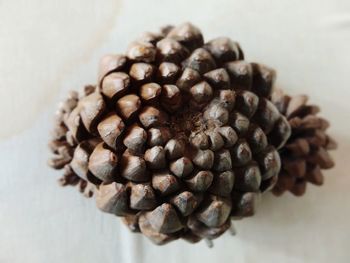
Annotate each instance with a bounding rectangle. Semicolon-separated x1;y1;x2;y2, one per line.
1;0;349;262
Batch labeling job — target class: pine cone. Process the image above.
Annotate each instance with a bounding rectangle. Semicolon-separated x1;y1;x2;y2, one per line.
48;85;97;198
271;89;337;196
49;23;291;245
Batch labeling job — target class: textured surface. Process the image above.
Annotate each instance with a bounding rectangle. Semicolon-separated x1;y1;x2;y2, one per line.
0;0;349;262
48;22;289;245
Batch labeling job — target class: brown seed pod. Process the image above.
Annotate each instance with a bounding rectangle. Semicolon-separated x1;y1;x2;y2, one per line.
49;23;292;245
271;89;336;196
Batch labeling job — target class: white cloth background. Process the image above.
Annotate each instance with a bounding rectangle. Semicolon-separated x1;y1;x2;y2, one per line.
0;0;349;262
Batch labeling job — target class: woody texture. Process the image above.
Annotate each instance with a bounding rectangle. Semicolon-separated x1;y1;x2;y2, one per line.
271;89;337;196
49;23;293;245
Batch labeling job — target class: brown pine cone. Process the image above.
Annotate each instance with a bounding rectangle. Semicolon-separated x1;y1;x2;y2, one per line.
48;85;97;198
271;89;337;196
49;23;291;245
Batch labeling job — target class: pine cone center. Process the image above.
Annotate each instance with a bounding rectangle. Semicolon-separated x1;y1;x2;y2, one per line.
169;107;204;138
